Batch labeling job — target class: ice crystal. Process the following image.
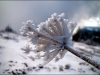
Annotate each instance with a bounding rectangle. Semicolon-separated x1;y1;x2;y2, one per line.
20;13;77;65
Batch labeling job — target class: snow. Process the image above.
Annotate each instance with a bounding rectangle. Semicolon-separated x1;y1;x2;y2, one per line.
0;32;100;74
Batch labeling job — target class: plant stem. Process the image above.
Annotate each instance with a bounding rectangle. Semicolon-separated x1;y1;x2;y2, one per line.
65;45;100;70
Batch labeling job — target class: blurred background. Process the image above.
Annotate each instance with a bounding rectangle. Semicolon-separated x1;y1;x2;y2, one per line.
0;1;100;74
0;1;100;45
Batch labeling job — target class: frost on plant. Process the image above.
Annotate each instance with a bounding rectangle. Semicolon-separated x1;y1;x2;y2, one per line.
21;44;33;54
20;13;77;65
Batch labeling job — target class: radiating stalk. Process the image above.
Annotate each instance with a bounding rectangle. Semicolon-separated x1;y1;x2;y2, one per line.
28;26;62;44
61;19;69;36
44;26;55;36
54;18;63;35
49;23;60;36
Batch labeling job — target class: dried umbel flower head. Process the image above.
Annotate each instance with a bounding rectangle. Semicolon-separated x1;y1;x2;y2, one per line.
20;13;77;65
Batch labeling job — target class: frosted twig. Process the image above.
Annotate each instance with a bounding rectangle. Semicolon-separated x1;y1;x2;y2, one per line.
20;13;100;70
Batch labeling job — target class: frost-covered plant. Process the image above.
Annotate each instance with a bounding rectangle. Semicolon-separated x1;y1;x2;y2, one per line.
20;13;77;65
20;13;100;69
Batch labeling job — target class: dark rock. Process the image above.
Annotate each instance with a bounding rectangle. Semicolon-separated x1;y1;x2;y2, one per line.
9;64;12;67
33;66;36;69
29;56;35;61
35;69;40;72
27;67;32;71
59;65;63;71
19;69;22;71
22;71;26;74
22;63;28;67
9;60;13;63
8;72;11;74
5;69;9;72
39;66;43;69
15;69;18;71
4;36;11;40
89;67;96;72
65;64;70;69
11;71;17;75
15;61;17;63
38;64;44;69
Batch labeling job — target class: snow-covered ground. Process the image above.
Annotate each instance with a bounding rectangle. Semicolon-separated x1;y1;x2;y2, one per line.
0;32;100;74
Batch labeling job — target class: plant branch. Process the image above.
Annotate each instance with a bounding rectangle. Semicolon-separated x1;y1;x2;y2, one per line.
65;45;100;70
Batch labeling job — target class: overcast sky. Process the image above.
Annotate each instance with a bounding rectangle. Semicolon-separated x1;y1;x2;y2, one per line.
0;1;100;33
